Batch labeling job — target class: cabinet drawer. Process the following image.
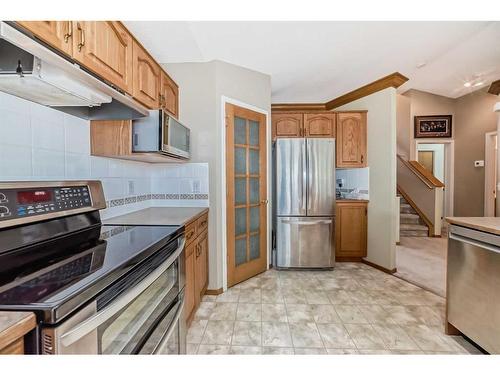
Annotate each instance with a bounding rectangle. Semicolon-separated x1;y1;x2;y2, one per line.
196;213;208;234
185;222;197;247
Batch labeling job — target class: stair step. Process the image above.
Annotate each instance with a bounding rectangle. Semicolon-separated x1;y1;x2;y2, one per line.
400;213;423;224
400;223;428;231
400;230;429;237
400;205;416;214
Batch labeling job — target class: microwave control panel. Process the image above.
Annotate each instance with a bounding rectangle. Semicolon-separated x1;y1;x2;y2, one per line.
0;186;91;222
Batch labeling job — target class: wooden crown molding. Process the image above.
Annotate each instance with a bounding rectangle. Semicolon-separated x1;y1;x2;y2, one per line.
488;80;500;95
272;72;409;112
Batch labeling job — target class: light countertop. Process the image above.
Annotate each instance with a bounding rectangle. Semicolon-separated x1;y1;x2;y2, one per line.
336;199;369;203
103;207;208;227
446;217;500;236
0;311;36;350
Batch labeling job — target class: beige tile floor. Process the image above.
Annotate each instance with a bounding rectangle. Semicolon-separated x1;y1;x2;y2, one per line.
186;263;482;355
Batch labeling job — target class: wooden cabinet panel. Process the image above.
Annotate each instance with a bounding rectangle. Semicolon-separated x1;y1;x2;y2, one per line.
335;202;367;258
132;40;161;109
195;230;209;306
272;113;303;139
185;221;197;247
71;21;133;94
336;112;367;168
184;242;196;321
17;21;73;56
304;113;336;137
0;337;24;355
160;71;179;117
196;213;208;234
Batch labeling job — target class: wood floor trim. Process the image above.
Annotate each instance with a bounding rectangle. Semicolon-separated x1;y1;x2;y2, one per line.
361;259;397;274
204;288;223;295
271;72;408;113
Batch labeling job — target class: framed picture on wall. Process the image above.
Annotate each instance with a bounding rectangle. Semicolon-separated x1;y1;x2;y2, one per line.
414;115;452;138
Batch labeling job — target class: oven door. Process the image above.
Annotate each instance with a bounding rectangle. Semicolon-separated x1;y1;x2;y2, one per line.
161;113;190;159
42;237;185;354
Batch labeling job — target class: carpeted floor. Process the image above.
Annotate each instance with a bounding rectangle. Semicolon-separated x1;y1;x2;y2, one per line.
395;236;448;297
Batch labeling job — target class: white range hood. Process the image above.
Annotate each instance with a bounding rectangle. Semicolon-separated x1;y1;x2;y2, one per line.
0;22;148;119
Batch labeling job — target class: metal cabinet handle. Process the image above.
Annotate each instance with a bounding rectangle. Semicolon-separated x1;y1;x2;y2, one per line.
64;21;73;43
449;233;500;255
60;236;185;347
361;155;364;164
77;22;85;52
260;199;268;205
152;299;185;355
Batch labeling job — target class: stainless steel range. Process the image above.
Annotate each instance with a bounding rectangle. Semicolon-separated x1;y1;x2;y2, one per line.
0;181;186;354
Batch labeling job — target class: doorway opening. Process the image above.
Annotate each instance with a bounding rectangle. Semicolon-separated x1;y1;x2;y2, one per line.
484;131;497;217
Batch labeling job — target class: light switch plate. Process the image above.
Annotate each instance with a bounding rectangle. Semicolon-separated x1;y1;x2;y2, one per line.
474;160;485;167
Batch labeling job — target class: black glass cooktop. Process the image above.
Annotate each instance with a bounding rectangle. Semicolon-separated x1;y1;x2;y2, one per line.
0;223;182;323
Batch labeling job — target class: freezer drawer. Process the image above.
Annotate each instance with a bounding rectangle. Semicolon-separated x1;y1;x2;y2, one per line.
276;216;335;268
447;225;500;354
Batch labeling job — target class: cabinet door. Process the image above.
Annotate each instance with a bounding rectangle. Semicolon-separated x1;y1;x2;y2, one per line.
304;113;336;138
72;21;133;94
272;113;303;138
132;40;161;109
336;112;367;168
17;21;73;56
160;71;179;118
184;243;196;322
335;203;367;258
195;230;209;305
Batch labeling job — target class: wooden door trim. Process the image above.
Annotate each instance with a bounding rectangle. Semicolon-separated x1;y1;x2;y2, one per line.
225;102;268;287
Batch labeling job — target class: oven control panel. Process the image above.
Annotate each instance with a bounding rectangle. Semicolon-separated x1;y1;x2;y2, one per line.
0;185;92;222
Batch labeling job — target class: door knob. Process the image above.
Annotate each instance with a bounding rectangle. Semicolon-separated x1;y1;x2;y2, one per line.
260;199;268;205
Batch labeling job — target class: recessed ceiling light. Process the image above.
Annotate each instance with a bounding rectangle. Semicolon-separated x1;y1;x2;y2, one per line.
464;82;472;87
474;82;484;87
416;62;427;69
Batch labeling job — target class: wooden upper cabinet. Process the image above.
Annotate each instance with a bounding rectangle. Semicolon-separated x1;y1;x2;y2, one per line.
132;40;161;109
160;71;179;117
272;113;303;139
336;112;367;168
335;201;368;258
71;21;133;94
17;21;73;56
304;113;336;137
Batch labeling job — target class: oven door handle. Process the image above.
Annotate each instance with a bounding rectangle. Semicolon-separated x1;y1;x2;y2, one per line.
60;236;186;348
151;298;184;355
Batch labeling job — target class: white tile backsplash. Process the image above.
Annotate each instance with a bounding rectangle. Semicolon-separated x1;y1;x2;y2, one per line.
0;92;209;218
336;167;370;199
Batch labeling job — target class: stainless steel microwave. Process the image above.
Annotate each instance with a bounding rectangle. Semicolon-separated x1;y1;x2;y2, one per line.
132;110;190;160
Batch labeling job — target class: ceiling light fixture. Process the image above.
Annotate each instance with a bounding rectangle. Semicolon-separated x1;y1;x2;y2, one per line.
464;82;472;87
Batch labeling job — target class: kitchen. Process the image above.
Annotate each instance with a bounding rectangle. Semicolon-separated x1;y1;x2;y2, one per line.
1;6;500;374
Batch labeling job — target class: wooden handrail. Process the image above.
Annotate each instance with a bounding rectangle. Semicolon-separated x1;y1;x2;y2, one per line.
397;155;445;189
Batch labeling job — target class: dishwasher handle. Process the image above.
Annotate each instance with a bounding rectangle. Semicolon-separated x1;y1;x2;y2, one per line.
449;233;500;255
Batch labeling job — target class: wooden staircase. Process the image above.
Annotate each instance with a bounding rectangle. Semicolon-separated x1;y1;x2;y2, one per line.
398;194;429;237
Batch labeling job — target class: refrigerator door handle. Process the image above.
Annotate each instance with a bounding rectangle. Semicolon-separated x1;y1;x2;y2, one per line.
280;219;332;225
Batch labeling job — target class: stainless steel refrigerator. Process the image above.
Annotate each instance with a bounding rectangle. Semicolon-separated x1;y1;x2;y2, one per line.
274;138;336;269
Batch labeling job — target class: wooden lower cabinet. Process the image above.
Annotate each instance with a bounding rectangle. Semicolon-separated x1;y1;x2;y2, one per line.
335;201;368;259
184;212;209;324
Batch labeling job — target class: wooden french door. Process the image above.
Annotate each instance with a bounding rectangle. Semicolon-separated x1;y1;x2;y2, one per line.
226;103;268;287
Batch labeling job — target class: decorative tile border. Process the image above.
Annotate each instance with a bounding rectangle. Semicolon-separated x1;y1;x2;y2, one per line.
106;193;209;209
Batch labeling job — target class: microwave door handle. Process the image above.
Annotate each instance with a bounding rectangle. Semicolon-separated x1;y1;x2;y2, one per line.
60;237;186;347
151;299;185;355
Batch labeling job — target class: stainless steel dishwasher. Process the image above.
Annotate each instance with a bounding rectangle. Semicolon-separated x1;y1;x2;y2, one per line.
447;224;500;354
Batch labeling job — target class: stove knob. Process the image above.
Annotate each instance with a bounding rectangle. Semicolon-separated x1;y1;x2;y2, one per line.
0;206;11;218
0;193;6;203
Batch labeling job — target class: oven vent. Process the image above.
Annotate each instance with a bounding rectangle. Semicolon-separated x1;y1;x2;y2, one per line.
42;331;55;354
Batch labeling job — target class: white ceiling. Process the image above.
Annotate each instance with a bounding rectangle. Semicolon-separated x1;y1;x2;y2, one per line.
124;21;500;102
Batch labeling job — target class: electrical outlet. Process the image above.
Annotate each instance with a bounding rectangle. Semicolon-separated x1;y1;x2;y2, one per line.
128;180;135;195
474;160;485;168
193;179;201;194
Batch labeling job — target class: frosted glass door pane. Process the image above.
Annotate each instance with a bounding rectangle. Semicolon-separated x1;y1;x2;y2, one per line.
235;178;247;205
249;149;259;174
249;120;259;146
235;208;247;236
249;178;259;204
235;238;247;266
250;207;259;232
235;117;247;144
235;147;247;175
249;235;260;260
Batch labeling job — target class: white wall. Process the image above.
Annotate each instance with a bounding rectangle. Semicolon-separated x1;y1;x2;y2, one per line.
0;91;209;219
165;60;271;290
337;88;398;271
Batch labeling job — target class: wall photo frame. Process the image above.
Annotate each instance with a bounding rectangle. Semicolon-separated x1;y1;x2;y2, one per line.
414;115;452;138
